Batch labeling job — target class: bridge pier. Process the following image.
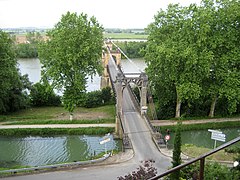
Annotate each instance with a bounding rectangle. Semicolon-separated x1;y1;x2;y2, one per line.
140;73;148;115
101;42;121;89
100;51;111;89
114;73;124;139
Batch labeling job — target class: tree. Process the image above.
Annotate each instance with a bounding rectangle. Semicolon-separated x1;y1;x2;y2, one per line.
38;12;103;119
170;122;182;180
200;0;240;117
145;3;211;118
0;30;31;114
145;0;240;118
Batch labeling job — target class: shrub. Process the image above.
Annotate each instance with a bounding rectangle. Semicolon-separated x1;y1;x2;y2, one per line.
84;90;103;108
82;87;114;108
30;82;61;106
101;87;113;104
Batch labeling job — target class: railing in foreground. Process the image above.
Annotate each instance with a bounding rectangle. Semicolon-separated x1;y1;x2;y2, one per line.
150;136;240;180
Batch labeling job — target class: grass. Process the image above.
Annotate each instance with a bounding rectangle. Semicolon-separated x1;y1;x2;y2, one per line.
0;127;115;136
182;144;237;162
158;121;240;132
0;105;115;123
104;33;148;39
4;119;115;125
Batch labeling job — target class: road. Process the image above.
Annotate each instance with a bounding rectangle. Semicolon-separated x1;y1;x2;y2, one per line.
1;49;171;180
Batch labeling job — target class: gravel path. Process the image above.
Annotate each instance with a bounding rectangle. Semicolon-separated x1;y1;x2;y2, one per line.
0;124;115;129
151;117;240;126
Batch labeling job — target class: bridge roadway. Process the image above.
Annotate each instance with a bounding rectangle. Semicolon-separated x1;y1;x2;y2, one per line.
3;56;171;180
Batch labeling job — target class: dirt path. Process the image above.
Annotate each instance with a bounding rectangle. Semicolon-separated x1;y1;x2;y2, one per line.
151;117;240;126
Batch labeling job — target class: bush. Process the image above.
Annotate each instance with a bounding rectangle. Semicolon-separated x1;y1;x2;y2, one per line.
30;82;61;106
82;87;114;108
180;162;234;180
84;90;103;108
101;87;114;104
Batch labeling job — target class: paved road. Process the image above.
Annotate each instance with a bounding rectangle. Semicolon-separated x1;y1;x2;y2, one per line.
1;49;171;180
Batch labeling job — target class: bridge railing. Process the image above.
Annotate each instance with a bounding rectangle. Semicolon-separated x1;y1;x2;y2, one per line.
107;64;133;151
150;136;240;180
107;65;116;96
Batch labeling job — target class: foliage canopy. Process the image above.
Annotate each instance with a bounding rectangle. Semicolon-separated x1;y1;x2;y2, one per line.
0;30;31;114
145;0;240;119
38;12;103;115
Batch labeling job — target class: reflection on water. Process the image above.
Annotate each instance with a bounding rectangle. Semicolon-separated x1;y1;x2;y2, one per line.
0;135;120;168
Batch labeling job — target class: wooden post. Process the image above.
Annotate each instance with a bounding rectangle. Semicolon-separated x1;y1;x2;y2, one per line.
199;158;205;180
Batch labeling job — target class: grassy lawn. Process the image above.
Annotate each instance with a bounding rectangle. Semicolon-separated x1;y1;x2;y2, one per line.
0;105;115;124
104;33;148;39
182;144;237;162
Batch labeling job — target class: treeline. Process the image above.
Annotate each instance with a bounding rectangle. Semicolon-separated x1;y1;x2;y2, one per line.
105;28;147;34
145;0;240;119
13;32;43;58
115;41;147;59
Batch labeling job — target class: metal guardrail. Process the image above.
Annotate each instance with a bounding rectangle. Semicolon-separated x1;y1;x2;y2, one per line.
150;136;240;180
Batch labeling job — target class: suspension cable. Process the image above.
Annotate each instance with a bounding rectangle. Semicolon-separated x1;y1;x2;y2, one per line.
110;40;143;73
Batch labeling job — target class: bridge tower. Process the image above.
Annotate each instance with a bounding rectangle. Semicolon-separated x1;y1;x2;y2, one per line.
101;41;121;89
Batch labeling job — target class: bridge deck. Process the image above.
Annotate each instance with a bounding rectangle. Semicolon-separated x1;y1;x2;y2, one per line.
107;47;171;174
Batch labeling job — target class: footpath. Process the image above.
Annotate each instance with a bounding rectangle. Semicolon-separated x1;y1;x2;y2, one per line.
151;117;240;126
0;124;115;129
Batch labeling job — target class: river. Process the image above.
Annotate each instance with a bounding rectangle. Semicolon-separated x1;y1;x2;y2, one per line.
17;58;147;92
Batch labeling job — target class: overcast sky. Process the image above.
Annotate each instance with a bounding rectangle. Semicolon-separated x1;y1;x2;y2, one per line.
0;0;201;29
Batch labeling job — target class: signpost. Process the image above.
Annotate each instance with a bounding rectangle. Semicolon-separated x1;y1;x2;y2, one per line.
208;129;226;149
164;135;171;149
165;135;170;141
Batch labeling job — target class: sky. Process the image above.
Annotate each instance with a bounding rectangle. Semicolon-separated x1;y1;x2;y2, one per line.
0;0;201;29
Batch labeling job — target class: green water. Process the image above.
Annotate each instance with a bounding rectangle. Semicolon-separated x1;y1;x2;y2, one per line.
0;135;121;169
164;128;240;149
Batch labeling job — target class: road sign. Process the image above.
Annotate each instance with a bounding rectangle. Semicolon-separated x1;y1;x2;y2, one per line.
165;135;170;141
208;129;226;148
211;132;226;142
208;129;226;142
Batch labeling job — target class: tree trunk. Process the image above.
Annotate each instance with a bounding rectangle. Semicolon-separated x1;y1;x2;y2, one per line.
209;96;217;118
175;94;182;118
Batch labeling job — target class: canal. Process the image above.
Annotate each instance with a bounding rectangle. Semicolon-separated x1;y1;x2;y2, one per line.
164;128;240;149
0;135;121;169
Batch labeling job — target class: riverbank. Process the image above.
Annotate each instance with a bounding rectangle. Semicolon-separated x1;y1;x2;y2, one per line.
152;118;240;133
